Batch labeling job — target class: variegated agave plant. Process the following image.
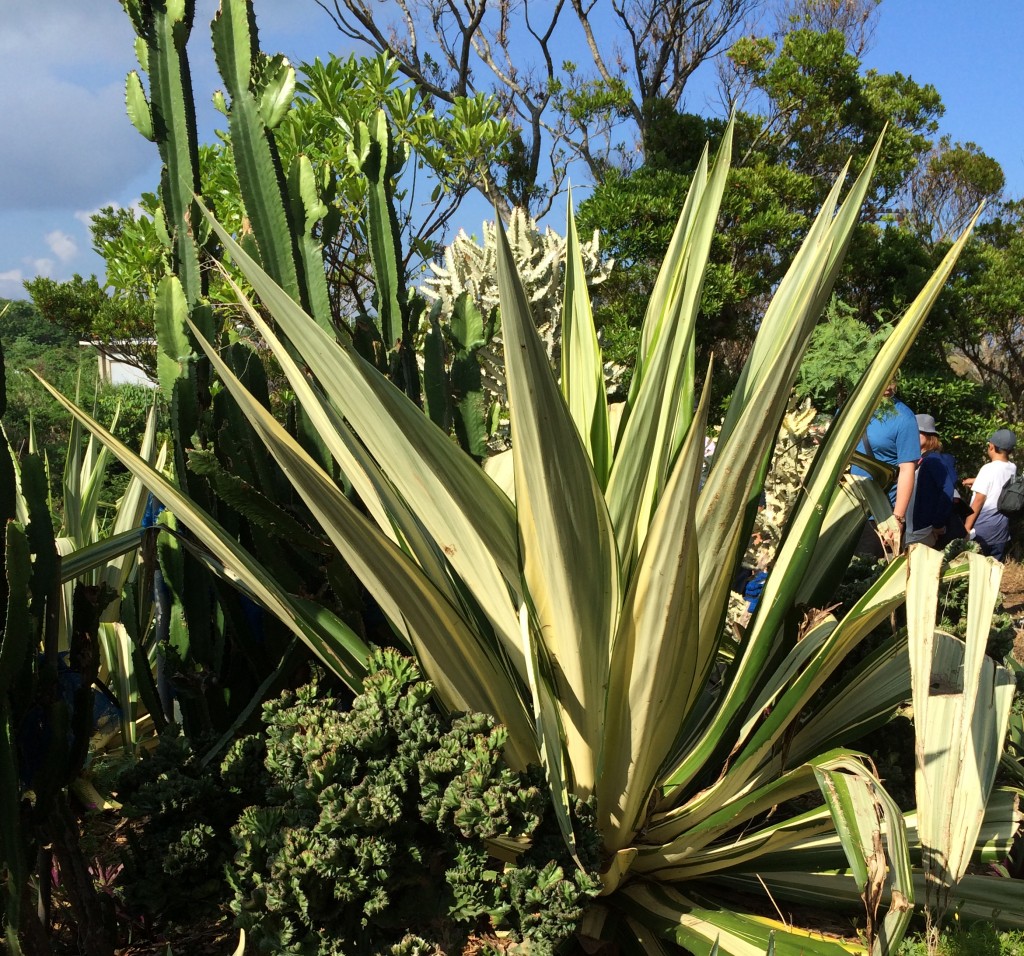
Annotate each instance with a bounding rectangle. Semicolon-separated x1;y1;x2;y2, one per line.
44;121;1022;954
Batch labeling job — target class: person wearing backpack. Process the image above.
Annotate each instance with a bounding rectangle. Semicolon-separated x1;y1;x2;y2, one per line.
963;428;1018;560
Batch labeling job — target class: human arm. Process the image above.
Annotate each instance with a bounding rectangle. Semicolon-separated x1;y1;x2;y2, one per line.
892;461;916;523
964;492;985;533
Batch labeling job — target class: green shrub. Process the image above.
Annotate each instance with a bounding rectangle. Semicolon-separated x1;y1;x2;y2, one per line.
896;924;1024;955
115;729;265;922
229;649;601;955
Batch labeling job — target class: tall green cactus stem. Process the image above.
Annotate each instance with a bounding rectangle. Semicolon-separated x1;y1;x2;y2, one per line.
423;294;492;459
212;0;335;333
122;0;206;307
118;0;371;737
352;112;421;404
124;0;214;494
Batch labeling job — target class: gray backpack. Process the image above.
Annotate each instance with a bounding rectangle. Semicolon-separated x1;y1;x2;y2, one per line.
997;474;1024;516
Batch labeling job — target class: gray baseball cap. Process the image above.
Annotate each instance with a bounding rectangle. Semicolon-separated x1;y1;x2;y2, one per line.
916;414;938;435
990;428;1017;450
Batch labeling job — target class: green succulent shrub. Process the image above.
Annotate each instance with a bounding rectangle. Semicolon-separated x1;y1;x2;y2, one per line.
229;649;601;955
114;730;264;923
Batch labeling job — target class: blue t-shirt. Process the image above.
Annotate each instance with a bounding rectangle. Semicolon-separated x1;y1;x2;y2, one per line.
853;400;919;505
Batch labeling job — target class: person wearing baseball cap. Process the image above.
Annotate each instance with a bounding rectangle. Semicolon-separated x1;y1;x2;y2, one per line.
963;427;1018;560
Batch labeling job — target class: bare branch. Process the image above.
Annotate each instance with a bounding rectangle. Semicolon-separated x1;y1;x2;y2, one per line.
313;0;762;211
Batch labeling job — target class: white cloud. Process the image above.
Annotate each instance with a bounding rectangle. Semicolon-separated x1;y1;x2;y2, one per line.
45;231;77;263
0;0;347;298
0;270;25;301
27;258;55;277
74;197;147;229
73;210;95;229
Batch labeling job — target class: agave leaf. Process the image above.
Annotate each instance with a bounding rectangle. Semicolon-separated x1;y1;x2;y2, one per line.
496;210;620;796
640;753;914;955
63;394;84;546
632;147;708;391
79;406;116;541
519;602;578;863
656;554;910;834
747;787;1020;872
97;622;138;753
716;135;882;444
738;552;971;751
561;193;611;486
696;141;882;647
775;634;908;768
813;756;912;955
664;210;980;803
606;121;732;574
216;272;473;637
794;474;888;608
619;883;859;955
60;529;146;584
201;207;526;671
101;403;163;621
598;370;711;846
186;324;538;769
622;915;678;955
907;546;1015;902
719;871;1024;931
33;373;371;691
636;760;835;878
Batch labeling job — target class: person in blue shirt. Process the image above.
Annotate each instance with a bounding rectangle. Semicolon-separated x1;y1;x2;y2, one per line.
852;379;918;552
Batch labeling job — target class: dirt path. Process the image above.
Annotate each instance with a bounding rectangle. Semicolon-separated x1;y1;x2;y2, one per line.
999;559;1024;662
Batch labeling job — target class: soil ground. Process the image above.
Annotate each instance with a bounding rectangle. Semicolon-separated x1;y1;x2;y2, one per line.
999;558;1024;662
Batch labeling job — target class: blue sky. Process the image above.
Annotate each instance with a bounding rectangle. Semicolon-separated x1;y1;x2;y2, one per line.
1;0;1021;302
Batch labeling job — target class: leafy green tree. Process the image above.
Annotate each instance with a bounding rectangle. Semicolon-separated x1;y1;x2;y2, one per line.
23;272;154;377
726;27;942;212
930;202;1024;422
1;298;97;456
899;135;1007;246
0;298;156;511
580;27;944;393
795;296;892;409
